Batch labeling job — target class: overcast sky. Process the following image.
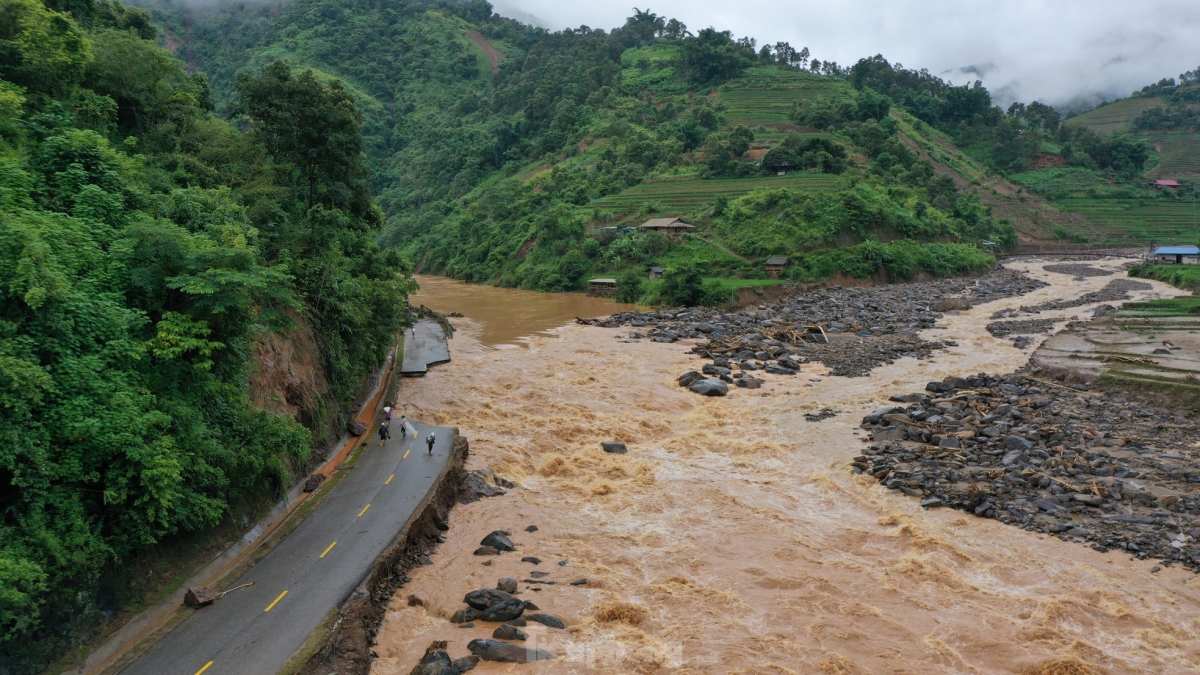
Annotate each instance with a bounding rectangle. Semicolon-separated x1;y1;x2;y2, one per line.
490;0;1200;108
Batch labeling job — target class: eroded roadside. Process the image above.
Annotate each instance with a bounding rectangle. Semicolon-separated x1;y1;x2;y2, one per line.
371;259;1200;675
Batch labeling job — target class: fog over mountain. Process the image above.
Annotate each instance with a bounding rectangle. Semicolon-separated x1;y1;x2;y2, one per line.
490;0;1200;109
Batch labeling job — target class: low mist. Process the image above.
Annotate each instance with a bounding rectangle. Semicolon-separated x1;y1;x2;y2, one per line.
491;0;1200;109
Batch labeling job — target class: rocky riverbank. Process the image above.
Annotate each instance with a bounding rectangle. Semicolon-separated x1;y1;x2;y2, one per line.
857;373;1200;573
581;269;1049;378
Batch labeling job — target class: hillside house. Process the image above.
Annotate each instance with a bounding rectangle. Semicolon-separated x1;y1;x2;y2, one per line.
1151;179;1182;190
587;278;617;297
765;256;789;278
1152;246;1200;264
639;217;694;234
648;266;664;280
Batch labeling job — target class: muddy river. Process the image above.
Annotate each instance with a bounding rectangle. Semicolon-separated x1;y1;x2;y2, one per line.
377;262;1200;675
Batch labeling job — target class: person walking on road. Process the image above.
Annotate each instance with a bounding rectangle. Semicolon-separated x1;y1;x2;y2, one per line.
378;421;390;446
384;404;393;421
426;432;436;455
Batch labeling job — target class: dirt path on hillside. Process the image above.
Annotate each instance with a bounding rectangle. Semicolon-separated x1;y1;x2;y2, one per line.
372;260;1200;675
464;30;502;74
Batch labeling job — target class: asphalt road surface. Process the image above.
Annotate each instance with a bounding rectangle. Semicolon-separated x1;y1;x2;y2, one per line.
119;420;454;675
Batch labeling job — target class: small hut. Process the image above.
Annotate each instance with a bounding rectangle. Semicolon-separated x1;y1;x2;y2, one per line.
639;217;694;234
765;256;789;279
587;278;617;297
648;266;664;280
1151;179;1182;190
1152;246;1200;264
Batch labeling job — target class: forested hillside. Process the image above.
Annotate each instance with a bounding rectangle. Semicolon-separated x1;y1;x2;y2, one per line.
144;0;1197;306
0;0;411;669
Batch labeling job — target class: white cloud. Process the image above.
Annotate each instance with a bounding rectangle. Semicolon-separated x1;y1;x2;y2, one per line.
489;0;1200;107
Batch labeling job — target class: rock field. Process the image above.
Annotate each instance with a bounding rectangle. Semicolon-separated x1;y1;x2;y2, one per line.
858;373;1200;573
582;269;1049;378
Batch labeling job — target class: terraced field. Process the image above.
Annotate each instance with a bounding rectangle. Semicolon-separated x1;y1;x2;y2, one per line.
1145;133;1200;179
1070;96;1164;134
718;67;849;127
1052;197;1200;243
591;173;841;211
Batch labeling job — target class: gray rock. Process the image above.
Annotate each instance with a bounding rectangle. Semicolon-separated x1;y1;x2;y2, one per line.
522;600;540;610
524;525;538;532
347;420;367;436
507;617;527;626
688;379;729;396
453;655;480;672
764;365;797;375
1002;435;1033;450
467;639;553;663
480;531;515;551
473;546;500;556
525;613;566;629
938;437;961;449
678;371;704;387
601;441;628;454
520;556;541;565
889;393;922;403
920;497;943;508
461;473;507;500
1074;493;1103;507
464;588;516;610
735;378;761;389
702;363;731;376
492;623;527;641
942;376;971;389
479;597;525;622
497;578;518;594
569;578;588;586
864;406;905;424
1000;450;1026;466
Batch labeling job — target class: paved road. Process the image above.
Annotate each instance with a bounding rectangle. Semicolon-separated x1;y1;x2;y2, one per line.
401;320;450;376
119;421;454;675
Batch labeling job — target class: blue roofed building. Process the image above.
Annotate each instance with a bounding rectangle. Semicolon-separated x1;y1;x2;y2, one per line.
1152;246;1200;265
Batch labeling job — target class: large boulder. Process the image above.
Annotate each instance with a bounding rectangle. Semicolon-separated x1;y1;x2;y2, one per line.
184;587;215;609
496;577;518;594
464;588;515;610
347;420;367;436
461;473;507;501
601;441;628;454
863;406;905;424
688;379;728;396
451;607;481;624
480;530;515;551
478;597;525;622
678;371;704;387
467;639;553;663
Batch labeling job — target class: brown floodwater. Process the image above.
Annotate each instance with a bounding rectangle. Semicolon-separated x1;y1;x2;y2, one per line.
375;261;1200;675
410;275;643;350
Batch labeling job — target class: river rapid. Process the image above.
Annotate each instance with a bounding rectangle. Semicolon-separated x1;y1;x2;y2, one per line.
374;264;1200;674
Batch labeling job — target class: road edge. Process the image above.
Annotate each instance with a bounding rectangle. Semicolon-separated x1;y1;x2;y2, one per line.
288;432;470;675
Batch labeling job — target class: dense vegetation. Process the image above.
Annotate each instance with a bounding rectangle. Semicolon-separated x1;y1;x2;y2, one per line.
0;0;411;668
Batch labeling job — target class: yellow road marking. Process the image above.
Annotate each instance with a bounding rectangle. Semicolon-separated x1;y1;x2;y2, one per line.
413;431;419;439
403;448;410;459
264;590;287;612
385;474;394;485
195;662;214;675
358;504;371;517
320;541;337;558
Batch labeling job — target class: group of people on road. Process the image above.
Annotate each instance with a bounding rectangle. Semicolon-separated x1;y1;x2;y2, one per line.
378;403;435;454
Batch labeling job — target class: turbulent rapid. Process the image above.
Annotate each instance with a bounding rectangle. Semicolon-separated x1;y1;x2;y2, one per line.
373;262;1200;674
